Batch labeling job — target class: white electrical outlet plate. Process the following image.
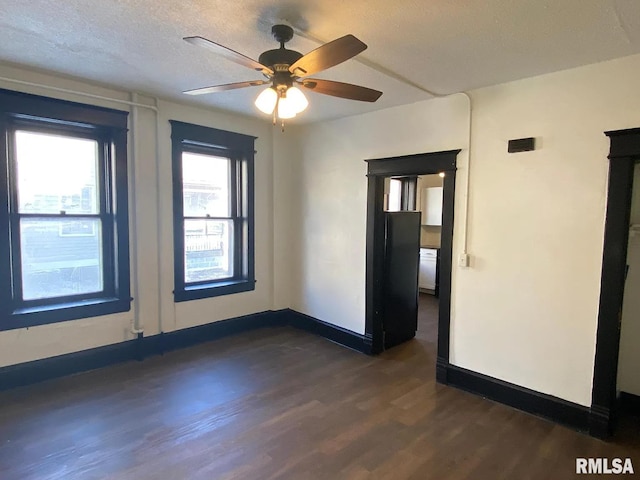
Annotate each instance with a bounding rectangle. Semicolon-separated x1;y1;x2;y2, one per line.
459;253;470;267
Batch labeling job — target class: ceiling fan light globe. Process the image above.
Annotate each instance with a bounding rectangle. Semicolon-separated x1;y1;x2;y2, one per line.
255;87;277;114
277;96;297;119
286;86;309;113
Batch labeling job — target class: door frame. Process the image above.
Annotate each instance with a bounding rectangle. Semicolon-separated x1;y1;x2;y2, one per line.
590;128;640;438
365;149;460;382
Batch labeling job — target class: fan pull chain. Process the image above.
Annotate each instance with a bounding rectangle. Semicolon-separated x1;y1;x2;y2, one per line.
273;96;279;126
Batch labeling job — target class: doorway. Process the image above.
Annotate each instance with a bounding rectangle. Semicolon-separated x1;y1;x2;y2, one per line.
365;150;460;383
591;128;640;438
384;174;444;348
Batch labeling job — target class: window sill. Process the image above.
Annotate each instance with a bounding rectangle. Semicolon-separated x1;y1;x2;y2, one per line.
1;297;132;331
174;279;256;302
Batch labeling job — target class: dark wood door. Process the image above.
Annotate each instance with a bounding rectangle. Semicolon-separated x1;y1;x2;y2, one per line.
382;211;421;349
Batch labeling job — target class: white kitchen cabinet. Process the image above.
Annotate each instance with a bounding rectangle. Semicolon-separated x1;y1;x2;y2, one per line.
421;187;443;226
419;248;437;291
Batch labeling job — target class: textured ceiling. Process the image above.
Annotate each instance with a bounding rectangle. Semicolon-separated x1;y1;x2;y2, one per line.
2;0;640;123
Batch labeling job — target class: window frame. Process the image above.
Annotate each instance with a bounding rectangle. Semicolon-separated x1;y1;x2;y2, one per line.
0;88;131;331
170;120;256;302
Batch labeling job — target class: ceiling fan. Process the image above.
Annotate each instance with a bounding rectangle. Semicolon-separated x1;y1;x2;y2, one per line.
183;24;383;123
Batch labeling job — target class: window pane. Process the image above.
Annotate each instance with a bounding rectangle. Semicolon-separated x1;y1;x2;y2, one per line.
184;219;233;283
15;131;100;214
182;152;230;217
387;178;402;212
20;218;103;300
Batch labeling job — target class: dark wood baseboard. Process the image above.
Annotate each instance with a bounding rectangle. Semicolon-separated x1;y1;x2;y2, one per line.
0;339;139;391
0;309;372;391
444;362;591;432
151;310;283;355
0;310;282;391
619;391;640;416
436;356;448;384
589;404;612;439
283;309;371;354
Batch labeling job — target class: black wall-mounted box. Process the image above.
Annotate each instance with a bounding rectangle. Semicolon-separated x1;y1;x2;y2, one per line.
508;137;535;153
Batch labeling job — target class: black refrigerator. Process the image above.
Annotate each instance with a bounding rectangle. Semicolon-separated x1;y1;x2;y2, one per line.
382;211;421;349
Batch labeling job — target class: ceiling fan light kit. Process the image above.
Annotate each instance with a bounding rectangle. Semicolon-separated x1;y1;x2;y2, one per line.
183;24;382;128
254;87;278;114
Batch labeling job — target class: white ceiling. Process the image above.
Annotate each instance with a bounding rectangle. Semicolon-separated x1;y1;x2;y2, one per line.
2;0;640;123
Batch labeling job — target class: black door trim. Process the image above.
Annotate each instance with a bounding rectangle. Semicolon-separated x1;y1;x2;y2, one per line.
590;128;640;438
365;149;460;373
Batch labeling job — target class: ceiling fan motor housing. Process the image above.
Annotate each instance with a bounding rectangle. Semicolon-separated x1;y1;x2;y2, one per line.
258;24;303;77
258;49;303;72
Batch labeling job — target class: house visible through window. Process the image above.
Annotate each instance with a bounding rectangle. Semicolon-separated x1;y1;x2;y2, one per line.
0;88;131;331
171;120;255;301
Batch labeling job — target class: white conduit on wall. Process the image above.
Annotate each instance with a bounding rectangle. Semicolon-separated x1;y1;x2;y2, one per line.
0;76;159;112
458;92;473;257
129;93;143;335
153;97;163;336
0;75;163;335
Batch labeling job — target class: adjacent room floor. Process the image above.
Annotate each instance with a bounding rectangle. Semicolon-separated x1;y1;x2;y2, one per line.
417;292;438;344
0;299;638;479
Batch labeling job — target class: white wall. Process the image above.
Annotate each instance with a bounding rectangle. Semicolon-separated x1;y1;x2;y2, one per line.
618;164;640;396
291;53;640;406
291;96;470;334
0;63;277;367
272;127;301;310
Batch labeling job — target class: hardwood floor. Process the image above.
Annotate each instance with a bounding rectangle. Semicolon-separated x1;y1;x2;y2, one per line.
416;292;439;344
0;297;638;479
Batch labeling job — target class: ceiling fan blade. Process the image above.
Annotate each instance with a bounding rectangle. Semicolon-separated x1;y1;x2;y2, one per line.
184;36;273;76
301;79;382;102
183;80;268;95
289;35;367;77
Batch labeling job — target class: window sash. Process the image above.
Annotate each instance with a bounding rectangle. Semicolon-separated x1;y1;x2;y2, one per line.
6;124;117;308
180;153;242;286
184;218;235;285
19;217;105;302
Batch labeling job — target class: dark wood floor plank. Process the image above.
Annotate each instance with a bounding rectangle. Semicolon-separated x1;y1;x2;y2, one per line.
0;294;638;479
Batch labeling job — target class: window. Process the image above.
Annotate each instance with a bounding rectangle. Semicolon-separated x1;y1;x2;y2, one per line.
170;121;255;301
386;176;417;211
0;89;131;331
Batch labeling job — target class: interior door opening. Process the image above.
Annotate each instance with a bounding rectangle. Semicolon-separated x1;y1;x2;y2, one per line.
365;149;460;382
615;162;640;438
592;128;640;438
383;174;444;348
